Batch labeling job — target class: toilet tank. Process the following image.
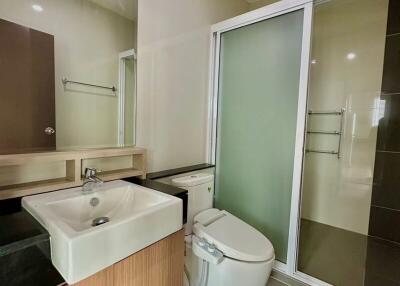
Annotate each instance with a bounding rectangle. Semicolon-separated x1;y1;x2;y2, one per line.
172;173;214;235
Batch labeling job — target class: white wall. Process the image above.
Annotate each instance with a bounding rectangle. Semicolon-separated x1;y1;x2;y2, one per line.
248;0;279;10
136;0;249;172
301;0;388;234
0;0;136;149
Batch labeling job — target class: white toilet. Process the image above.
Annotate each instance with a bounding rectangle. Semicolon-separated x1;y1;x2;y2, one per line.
172;173;275;286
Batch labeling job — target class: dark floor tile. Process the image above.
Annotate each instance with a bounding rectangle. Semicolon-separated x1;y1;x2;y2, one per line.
387;0;400;36
298;219;368;286
382;35;400;94
271;272;308;286
376;94;400;151
369;206;400;243
267;278;288;286
365;237;400;286
364;273;400;286
372;151;400;210
299;220;400;286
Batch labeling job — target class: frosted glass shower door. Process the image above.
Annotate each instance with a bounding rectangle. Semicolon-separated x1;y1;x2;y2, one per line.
214;10;306;263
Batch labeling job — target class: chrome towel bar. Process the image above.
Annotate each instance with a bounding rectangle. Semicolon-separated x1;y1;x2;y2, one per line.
62;77;116;92
307;130;341;135
306;149;339;155
308;110;343;115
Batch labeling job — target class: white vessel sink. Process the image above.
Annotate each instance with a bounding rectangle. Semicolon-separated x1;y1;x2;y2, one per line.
22;180;182;284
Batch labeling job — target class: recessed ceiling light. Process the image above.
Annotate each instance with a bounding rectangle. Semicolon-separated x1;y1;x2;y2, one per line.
346;52;356;60
32;4;44;12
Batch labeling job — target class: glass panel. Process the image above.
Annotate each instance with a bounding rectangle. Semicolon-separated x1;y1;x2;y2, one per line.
297;0;390;285
215;10;304;263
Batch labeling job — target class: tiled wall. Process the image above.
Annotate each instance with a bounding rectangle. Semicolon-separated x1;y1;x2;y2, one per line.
369;0;400;244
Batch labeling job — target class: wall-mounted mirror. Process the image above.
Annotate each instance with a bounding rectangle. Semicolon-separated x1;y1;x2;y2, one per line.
0;0;138;154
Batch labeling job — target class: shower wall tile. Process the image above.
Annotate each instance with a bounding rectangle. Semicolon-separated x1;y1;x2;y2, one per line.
381;35;400;94
386;0;400;36
376;94;400;152
369;206;400;243
372;151;400;210
364;237;400;286
302;154;374;234
370;0;400;244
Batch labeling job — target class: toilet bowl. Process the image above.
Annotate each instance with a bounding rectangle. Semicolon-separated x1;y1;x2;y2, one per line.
172;174;275;286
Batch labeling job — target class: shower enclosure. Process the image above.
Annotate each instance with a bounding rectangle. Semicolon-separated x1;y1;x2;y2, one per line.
209;0;396;285
209;0;313;281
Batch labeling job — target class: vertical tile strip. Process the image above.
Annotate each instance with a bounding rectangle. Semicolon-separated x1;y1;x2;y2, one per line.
369;0;400;244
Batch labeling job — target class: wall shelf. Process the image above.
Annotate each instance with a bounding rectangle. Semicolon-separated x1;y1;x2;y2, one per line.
0;178;76;200
96;168;145;182
0;147;147;200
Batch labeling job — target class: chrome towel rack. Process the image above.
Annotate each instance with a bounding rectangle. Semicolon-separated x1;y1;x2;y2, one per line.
308;110;343;115
62;77;116;92
306;108;345;159
306;149;339;155
307;130;341;135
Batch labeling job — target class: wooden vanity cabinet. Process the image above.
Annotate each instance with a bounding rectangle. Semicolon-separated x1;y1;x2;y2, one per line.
70;229;184;286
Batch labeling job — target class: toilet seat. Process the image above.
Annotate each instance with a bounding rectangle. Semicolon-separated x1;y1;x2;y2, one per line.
192;209;274;262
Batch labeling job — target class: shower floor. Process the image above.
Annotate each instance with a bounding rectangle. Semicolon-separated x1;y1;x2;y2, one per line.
298;219;400;286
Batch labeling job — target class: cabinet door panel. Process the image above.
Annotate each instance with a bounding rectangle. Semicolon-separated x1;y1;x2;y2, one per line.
113;230;184;286
69;230;184;286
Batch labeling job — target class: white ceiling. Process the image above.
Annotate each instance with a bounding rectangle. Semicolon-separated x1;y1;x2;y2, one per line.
88;0;137;21
88;0;264;21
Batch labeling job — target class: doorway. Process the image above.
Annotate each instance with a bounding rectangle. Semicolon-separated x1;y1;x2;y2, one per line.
118;49;137;146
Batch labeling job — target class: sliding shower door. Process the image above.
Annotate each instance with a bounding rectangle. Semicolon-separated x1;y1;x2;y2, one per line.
297;0;390;285
212;3;312;264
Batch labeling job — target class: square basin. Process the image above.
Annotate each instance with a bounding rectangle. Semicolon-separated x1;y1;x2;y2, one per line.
22;180;182;284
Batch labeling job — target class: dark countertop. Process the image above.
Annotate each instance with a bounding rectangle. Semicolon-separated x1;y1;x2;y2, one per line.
125;177;188;197
0;209;64;286
0;163;213;285
124;177;189;224
0;240;65;286
147;163;214;180
125;163;215;224
0;211;48;257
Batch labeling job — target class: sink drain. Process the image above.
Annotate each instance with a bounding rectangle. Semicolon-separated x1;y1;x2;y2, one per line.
92;216;110;227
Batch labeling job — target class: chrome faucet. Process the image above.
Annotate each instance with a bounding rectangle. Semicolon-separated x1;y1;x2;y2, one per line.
82;168;103;193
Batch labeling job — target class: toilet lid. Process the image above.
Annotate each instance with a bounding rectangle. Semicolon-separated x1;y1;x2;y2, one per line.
193;209;275;262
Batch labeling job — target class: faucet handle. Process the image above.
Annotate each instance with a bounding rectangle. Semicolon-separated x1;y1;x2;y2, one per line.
84;167;97;178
